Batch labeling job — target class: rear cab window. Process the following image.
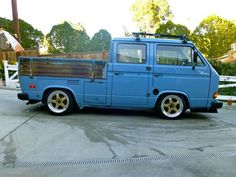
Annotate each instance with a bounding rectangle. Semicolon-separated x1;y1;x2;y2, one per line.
116;44;146;64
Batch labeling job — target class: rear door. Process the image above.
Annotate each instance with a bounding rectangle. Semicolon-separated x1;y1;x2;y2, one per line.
152;44;211;108
111;42;151;107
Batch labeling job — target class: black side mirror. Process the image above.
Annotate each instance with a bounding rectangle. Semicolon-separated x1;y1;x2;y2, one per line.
192;50;198;70
193;50;198;63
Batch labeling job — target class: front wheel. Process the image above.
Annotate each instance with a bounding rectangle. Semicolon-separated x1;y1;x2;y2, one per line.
45;89;75;115
157;94;186;119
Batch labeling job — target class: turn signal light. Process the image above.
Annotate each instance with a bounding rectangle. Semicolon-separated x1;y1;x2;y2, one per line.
29;84;36;89
213;92;219;98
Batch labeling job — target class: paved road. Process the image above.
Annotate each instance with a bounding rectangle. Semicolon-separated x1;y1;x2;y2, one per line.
0;89;236;177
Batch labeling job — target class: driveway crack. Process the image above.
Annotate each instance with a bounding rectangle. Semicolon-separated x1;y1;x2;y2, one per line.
0;113;37;142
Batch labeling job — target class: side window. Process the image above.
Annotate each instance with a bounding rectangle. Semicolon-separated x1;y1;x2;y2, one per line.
196;56;205;66
157;45;204;66
117;44;146;64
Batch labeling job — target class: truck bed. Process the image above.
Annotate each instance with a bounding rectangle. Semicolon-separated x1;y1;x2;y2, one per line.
19;57;107;79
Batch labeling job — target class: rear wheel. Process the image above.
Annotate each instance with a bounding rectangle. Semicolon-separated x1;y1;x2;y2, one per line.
45;89;74;115
157;94;186;119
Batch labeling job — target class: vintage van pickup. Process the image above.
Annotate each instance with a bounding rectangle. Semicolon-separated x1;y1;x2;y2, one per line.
17;32;222;119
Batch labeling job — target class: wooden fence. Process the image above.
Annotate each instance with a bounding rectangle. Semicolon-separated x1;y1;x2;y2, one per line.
0;50;108;62
40;51;108;60
0;49;39;62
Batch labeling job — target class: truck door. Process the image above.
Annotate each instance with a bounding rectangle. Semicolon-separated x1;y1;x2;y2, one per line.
152;44;211;108
111;43;151;107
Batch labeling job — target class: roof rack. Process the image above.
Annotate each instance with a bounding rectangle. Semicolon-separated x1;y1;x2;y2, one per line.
132;32;188;43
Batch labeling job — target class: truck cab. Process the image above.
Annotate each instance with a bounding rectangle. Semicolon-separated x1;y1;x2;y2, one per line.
18;32;222;119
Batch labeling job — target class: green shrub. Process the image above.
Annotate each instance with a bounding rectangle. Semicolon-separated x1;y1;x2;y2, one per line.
219;87;236;96
0;62;4;79
209;60;236;76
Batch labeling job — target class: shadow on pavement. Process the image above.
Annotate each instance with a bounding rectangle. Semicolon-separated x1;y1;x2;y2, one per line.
32;102;211;121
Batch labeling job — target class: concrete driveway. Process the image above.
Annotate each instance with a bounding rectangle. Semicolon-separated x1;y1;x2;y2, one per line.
0;89;236;177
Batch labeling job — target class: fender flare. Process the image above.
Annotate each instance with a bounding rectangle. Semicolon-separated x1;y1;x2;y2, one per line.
42;86;79;106
155;90;191;109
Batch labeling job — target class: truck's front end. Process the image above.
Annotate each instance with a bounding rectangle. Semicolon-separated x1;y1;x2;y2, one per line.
206;60;223;112
190;50;223;113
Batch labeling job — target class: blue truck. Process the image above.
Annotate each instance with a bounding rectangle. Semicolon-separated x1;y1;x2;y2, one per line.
17;32;222;119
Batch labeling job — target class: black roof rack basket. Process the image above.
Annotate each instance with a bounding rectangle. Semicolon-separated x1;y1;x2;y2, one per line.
132;32;188;43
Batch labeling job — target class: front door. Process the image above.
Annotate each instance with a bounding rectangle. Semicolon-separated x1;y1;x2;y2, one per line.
152;44;211;108
111;43;151;107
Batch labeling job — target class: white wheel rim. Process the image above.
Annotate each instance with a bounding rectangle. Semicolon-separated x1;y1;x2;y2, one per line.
161;95;184;118
47;91;70;114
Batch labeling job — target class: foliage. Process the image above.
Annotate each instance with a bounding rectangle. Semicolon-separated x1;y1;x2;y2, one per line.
209;60;236;75
192;15;236;59
130;0;172;33
219;87;236;96
0;17;12;32
90;29;111;52
0;17;44;48
46;21;90;53
0;62;4;79
19;19;44;48
156;21;190;36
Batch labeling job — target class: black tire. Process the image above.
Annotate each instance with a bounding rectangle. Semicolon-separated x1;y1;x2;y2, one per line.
157;94;186;119
45;89;75;115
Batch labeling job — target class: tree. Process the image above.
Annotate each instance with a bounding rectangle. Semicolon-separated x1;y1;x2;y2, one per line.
192;15;236;59
19;19;44;48
0;17;44;48
90;29;111;52
156;21;190;36
0;17;12;32
46;21;90;53
130;0;172;33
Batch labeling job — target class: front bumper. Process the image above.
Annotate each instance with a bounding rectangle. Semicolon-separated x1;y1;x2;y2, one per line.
17;93;29;100
212;100;223;109
191;100;223;113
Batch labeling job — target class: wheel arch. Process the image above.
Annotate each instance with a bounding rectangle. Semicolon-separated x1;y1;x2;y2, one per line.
155;91;190;109
42;87;78;106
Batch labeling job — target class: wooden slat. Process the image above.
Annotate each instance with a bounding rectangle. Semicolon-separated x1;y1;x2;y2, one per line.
19;58;31;76
40;51;108;60
33;64;92;71
19;57;106;79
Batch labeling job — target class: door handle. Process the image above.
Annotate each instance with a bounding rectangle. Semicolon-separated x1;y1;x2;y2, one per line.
146;66;152;71
114;72;123;75
154;73;162;77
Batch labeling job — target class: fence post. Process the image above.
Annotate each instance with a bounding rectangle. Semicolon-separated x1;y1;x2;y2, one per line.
3;60;9;87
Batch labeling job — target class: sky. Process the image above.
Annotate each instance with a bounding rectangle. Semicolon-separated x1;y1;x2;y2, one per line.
0;0;235;37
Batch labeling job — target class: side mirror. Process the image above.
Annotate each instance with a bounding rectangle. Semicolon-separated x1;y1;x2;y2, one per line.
193;50;198;63
192;50;198;70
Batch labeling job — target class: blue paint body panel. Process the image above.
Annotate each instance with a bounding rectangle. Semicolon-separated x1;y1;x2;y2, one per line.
18;37;221;112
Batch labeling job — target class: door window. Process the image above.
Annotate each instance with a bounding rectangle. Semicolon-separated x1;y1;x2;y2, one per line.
157;45;204;66
117;44;146;64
